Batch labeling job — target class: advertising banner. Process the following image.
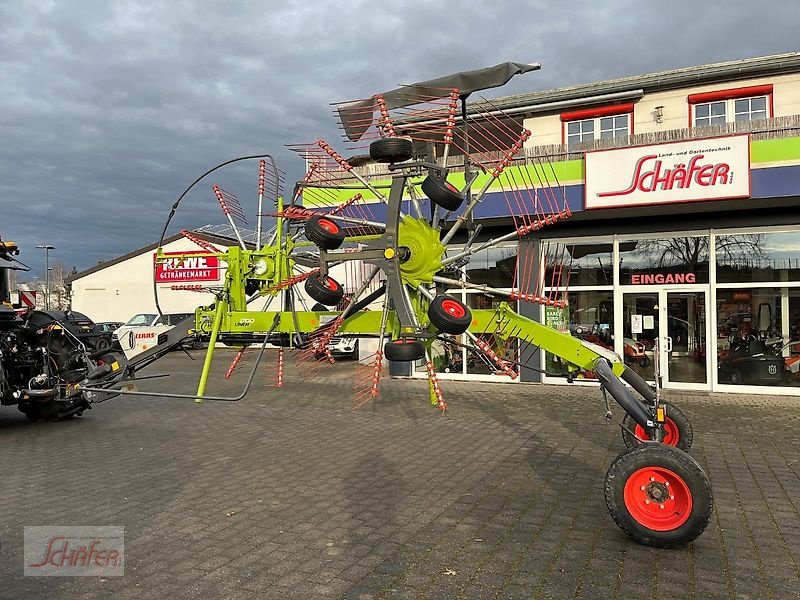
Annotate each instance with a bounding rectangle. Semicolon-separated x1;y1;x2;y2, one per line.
585;134;750;209
154;251;221;283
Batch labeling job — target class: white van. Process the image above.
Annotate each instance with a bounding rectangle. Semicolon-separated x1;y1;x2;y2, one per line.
114;312;194;357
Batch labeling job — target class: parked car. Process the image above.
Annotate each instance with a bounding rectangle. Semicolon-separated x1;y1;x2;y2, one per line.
120;313;159;328
91;321;124;350
113;312;197;356
94;321;124;333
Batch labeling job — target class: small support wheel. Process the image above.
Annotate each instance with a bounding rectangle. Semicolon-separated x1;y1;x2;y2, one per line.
621;401;693;451
730;369;742;385
369;137;413;163
605;444;713;548
304;273;344;306
421;175;463;211
305;215;345;250
384;338;426;362
428;295;472;335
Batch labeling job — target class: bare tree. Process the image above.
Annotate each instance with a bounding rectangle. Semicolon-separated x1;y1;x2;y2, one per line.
48;262;70;310
634;234;766;269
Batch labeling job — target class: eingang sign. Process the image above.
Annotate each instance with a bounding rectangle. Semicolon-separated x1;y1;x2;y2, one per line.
154;251;221;283
585;134;750;209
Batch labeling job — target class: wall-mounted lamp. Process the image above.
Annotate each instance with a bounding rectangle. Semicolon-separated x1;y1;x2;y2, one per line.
654;105;664;123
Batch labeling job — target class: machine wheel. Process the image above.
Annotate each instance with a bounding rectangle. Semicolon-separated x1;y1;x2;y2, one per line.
304;273;344;306
305;215;345;250
94;337;111;351
421;175;463;211
20;398;88;422
622;401;693;451
384;338;426;362
639;355;651;368
605;444;713;548
369;137;413;163
428;295;472;335
730;369;742;385
349;341;360;360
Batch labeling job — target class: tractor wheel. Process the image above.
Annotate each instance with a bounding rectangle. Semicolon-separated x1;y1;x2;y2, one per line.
421;175;463;211
639;355;651;369
305;215;345;250
20;398;88;422
605;444;713;548
93;337;111;351
384;338;426;362
304;273;344;306
369;137;413;163
428;295;472;335
730;369;743;385
622;401;693;451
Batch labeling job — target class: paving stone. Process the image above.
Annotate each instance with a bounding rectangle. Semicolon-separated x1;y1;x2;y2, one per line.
0;353;798;599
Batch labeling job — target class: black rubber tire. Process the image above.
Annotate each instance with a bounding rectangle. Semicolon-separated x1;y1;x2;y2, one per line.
639;355;651;368
730;369;742;385
622;401;693;451
304;272;344;306
305;215;345;250
93;337;111;351
384;338;426;362
349;341;359;360
20;398;88;422
421;175;463;211
428;295;472;335
369;137;413;163
605;444;713;548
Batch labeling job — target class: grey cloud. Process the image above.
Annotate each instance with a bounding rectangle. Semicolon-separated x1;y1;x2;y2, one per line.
1;0;797;277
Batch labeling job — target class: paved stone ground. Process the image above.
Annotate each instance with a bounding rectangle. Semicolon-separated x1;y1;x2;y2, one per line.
1;350;799;599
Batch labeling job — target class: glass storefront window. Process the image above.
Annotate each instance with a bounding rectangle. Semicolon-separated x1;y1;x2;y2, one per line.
545;290;614;380
464;245;517;288
716;232;800;282
544;242;613;287
465;293;517;376
619;236;709;285
716;287;800;387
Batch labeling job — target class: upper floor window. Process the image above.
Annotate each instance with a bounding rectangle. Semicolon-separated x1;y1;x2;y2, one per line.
694;96;768;127
561;103;633;147
689;84;772;128
566;115;630;146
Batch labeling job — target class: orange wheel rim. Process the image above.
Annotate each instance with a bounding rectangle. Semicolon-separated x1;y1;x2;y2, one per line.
635;418;679;447
318;218;340;234
440;298;466;319
623;466;692;531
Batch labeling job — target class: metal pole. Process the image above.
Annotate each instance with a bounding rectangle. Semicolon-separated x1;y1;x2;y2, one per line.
37;244;55;310
45;249;49;310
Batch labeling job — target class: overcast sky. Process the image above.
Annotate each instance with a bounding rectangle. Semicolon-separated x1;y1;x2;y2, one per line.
1;0;798;279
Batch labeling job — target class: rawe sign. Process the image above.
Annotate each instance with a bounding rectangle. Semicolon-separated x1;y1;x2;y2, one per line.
585;134;751;210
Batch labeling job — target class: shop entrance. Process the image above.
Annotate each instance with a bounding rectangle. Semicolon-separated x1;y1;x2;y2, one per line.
622;288;709;389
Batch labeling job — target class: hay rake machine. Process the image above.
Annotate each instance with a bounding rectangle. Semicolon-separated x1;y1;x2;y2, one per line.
91;64;713;547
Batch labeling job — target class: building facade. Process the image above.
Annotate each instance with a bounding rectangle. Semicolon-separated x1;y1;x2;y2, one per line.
412;53;800;395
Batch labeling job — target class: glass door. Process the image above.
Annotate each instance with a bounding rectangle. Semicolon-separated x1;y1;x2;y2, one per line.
621;288;710;388
663;290;708;386
621;291;660;382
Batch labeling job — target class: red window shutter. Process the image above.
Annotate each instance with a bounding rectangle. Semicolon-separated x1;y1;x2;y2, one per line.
687;84;773;104
560;103;634;122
